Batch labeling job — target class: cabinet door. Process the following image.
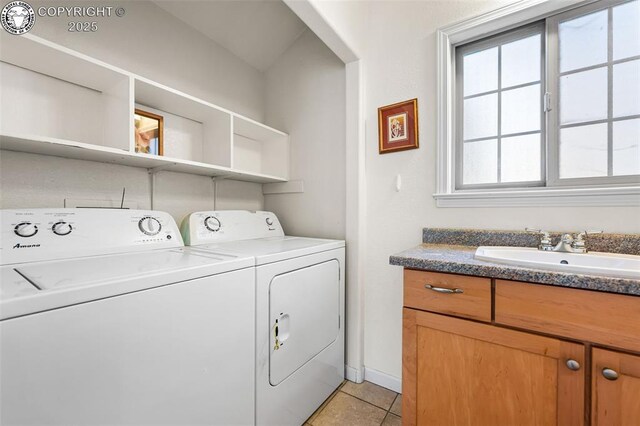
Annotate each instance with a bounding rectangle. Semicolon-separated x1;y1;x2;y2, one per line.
592;348;640;426
403;309;585;426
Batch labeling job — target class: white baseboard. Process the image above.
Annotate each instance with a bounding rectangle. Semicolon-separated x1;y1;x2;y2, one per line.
345;364;364;383
364;367;402;393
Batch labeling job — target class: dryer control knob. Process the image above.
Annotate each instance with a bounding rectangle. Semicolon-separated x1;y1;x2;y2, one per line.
52;221;73;236
14;222;38;238
266;217;274;226
139;217;162;236
204;216;221;232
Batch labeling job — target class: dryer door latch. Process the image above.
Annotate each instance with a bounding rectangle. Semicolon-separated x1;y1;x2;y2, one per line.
273;314;290;351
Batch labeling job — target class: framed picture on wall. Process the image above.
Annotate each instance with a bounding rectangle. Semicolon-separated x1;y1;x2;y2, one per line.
134;109;164;156
378;98;419;154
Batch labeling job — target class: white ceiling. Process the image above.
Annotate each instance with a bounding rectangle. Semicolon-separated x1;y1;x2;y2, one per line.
153;0;308;72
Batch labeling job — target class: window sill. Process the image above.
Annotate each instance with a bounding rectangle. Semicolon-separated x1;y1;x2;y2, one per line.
433;186;640;207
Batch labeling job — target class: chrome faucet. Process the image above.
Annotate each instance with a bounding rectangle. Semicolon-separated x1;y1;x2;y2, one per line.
527;229;603;253
526;228;554;251
554;233;577;253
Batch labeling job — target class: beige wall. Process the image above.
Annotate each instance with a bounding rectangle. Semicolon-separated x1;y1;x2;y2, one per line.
0;151;263;225
264;30;347;240
313;0;640;382
28;0;265;120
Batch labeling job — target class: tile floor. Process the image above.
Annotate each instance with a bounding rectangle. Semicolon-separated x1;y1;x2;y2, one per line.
306;381;401;426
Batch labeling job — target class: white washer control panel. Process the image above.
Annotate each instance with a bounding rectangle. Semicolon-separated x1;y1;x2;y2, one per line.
138;216;162;236
52;221;73;236
1;209;183;265
204;216;221;232
181;210;284;245
14;222;38;238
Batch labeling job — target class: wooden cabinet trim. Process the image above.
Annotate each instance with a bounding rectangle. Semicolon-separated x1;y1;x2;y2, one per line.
411;308;571;358
404;269;492;322
495;280;640;353
403;308;417;426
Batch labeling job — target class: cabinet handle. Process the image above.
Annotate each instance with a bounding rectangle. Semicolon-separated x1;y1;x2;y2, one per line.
602;368;619;381
566;359;581;371
424;284;463;294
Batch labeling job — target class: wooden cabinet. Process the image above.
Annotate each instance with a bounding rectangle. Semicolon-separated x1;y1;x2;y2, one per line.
402;270;640;426
404;270;491;322
495;280;640;353
592;348;640;426
403;309;584;426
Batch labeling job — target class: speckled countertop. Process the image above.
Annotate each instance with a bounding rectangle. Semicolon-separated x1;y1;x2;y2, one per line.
390;229;640;296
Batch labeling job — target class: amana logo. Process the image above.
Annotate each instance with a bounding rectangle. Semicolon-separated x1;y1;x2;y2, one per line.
13;243;40;249
1;1;35;35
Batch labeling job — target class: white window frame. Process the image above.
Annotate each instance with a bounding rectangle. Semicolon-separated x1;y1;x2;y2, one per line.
435;0;640;207
455;22;546;190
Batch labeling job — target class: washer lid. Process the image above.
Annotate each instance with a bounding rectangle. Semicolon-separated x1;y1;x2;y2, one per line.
190;236;345;265
1;248;253;320
15;249;226;291
0;268;39;300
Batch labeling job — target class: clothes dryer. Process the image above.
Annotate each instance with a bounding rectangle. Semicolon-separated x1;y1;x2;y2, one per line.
182;210;345;426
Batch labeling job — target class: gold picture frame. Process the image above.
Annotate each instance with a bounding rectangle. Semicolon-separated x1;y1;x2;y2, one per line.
134;109;164;156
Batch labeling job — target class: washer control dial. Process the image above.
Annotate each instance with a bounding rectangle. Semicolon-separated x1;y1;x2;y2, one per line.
204;216;221;232
138;217;162;236
266;217;274;226
14;222;38;238
52;221;73;236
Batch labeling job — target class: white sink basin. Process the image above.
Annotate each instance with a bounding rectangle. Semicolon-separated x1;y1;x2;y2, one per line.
475;246;640;279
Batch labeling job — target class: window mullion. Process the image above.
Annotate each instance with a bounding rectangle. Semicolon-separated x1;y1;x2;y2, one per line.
607;6;614;177
497;45;502;183
545;14;560;187
540;22;548;186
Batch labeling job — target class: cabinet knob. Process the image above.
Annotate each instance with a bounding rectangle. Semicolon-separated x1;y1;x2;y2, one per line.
602;368;619;381
566;359;581;371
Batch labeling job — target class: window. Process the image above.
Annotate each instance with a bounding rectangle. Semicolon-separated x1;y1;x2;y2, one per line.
456;24;544;188
452;0;640;194
549;0;640;183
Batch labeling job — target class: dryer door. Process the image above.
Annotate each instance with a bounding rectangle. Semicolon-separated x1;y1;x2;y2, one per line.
269;259;340;386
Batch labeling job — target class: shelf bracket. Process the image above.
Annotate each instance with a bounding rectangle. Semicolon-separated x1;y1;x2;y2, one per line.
147;163;177;175
210;175;230;211
147;163;176;210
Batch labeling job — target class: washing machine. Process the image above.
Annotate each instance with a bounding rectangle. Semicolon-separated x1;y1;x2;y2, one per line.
0;208;255;425
181;210;345;426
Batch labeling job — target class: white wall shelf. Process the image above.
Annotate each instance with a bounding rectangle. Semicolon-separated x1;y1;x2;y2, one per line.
233;115;290;178
0;34;289;184
135;78;233;168
0;33;131;152
0;134;286;183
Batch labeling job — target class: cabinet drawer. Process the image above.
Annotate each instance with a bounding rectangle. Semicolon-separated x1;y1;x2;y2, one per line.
495;280;640;353
403;270;492;322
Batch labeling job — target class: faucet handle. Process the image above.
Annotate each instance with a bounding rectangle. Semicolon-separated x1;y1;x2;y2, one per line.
572;230;602;253
526;228;553;251
575;230;603;239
